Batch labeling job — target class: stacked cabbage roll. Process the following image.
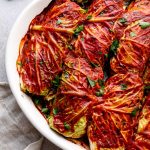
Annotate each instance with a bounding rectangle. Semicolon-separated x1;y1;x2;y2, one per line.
17;0;150;149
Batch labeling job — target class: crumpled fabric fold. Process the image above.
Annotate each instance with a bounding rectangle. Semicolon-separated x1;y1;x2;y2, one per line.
0;82;60;150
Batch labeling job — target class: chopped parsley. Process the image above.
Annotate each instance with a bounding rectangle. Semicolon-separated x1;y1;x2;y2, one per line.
79;0;89;6
39;61;43;65
81;37;84;41
130;32;136;37
98;51;103;55
74;25;84;36
68;45;73;50
64;122;70;130
144;85;150;90
53;108;58;115
52;75;60;88
98;79;104;87
87;77;96;87
90;62;98;68
82;0;88;3
42;108;49;114
87;15;92;20
110;39;119;54
105;54;108;58
84;8;88;13
34;98;40;105
139;21;150;29
109;28;114;33
17;62;23;67
56;19;62;25
99;11;104;16
96;80;105;97
120;84;127;90
96;88;104;97
64;71;69;78
131;107;139;117
144;85;150;95
119;18;127;24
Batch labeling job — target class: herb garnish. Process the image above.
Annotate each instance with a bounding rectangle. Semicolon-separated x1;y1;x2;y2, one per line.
130;32;136;37
109;28;114;33
96;88;104;97
74;25;84;36
144;86;150;90
98;79;104;87
144;85;150;95
90;62;98;68
84;8;88;13
40;61;43;65
82;0;88;3
131;107;139;117
68;45;73;50
144;85;150;90
56;19;62;25
96;79;105;97
98;51;103;55
64;122;70;130
119;18;127;24
80;0;89;6
81;37;84;41
99;11;104;16
110;39;119;54
34;98;40;105
87;15;92;20
17;62;23;67
52;75;60;88
64;71;69;78
53;108;58;115
120;84;127;90
105;54;108;58
42;108;49;114
87;77;96;87
139;21;150;29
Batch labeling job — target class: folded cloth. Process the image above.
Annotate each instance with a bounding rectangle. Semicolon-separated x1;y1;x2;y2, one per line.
24;138;43;150
0;83;60;150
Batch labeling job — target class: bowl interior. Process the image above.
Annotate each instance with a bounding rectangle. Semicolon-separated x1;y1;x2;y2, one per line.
5;0;86;149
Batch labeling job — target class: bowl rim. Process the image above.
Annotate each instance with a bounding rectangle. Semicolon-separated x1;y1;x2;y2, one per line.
5;0;86;149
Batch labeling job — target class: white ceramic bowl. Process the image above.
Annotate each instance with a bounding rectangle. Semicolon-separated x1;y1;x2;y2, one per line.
5;0;85;149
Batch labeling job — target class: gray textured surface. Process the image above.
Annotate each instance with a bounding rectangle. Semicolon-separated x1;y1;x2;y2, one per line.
0;0;32;82
0;0;61;149
0;83;41;150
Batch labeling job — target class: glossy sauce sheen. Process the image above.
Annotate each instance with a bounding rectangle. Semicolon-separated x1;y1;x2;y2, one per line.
17;0;150;149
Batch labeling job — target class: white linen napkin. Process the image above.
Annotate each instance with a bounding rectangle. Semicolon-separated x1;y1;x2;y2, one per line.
0;82;61;150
